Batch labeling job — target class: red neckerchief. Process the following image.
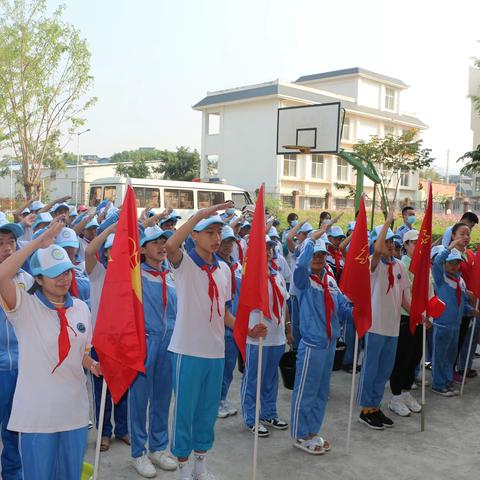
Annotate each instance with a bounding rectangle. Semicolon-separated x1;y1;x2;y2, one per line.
385;259;395;294
270;259;279;271
269;273;284;325
145;267;169;320
309;272;333;339
447;274;462;305
328;246;343;282
236;239;244;264
201;265;221;321
52;307;77;373
230;263;237;296
69;271;79;298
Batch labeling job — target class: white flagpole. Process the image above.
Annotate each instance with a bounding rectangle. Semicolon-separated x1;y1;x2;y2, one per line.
460;299;479;396
346;333;359;453
252;313;264;480
420;320;427;432
93;379;108;480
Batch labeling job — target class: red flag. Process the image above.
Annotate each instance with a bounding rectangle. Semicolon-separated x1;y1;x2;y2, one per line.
339;196;372;338
470;244;480;299
233;185;270;360
92;185;146;403
409;182;433;333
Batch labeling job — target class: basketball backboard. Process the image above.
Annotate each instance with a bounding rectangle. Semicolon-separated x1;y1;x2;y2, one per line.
276;103;344;155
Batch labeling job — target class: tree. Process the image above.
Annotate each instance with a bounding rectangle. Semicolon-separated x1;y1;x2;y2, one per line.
153;147;200;181
420;167;442;181
353;129;433;214
0;0;96;198
457;146;480;174
116;158;153;178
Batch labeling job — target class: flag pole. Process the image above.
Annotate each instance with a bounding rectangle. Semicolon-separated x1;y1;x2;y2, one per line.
420;320;427;432
460;300;479;396
93;379;108;480
346;333;359;453
252;313;264;480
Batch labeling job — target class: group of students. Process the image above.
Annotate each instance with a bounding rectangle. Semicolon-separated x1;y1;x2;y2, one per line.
0;194;479;479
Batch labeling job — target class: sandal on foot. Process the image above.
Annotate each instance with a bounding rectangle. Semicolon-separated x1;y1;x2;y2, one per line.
466;369;478;378
293;438;325;455
116;434;131;445
313;436;331;452
100;436;110;452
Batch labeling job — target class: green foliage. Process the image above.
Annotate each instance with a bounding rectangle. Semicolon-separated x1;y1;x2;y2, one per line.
457;145;480;174
0;0;96;198
152;147;200;181
420;167;442;181
62;152;77;165
353;129;433;215
113;146;200;181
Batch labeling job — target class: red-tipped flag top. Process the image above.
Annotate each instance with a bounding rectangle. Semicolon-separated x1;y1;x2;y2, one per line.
339;196;372;338
92;185;146;403
409;181;433;334
233;185;270;360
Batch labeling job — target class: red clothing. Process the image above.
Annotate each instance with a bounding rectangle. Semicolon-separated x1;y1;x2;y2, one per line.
460;249;475;291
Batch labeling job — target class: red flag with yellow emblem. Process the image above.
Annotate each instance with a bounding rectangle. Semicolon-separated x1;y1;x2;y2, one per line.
93;184;146;403
339;196;372;338
409;181;433;333
233;184;270;361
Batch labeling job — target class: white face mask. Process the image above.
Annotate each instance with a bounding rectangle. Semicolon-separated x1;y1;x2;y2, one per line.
322;219;332;225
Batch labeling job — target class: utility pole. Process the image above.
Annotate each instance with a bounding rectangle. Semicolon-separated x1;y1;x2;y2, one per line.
446;149;450;184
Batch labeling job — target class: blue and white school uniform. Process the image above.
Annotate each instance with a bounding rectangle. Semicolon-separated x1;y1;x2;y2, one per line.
0;270;33;480
357;257;410;408
431;249;472;390
288;244;303;350
4;286;91;480
168;250;231;459
216;256;242;402
291;239;352;440
129;262;177;458
241;268;289;427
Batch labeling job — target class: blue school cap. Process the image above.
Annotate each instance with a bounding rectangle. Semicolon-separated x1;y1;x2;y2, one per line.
221;226;236;241
370;225;395;242
446;248;463;262
30;245;74;278
140;226;173;246
32;212;53;230
0;221;24;240
347;221;356;232
193;215;224;232
313;239;328;254
85;218;100;230
266;235;276;246
55;227;79;249
52;202;70;214
327;226;346;238
268;226;279;239
30;200;45;211
298;222;313;234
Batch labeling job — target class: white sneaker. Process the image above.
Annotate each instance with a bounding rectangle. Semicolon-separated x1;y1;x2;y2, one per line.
224;400;238;416
195;472;217;480
411;382;418;390
177;461;193;480
415;376;430;386
388;397;411;417
217;400;229;418
401;391;422;413
150;450;177;471
133;454;157;478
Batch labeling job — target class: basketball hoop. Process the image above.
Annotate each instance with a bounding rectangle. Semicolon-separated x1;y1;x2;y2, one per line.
282;145;312;154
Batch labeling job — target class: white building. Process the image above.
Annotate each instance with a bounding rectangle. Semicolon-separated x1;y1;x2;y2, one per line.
193;67;427;209
0;161;162;206
469;65;480;198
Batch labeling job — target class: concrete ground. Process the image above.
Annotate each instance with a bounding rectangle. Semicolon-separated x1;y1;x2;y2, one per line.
85;358;480;480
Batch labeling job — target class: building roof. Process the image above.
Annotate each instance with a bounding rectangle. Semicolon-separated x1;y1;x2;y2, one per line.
193;80;427;128
295;67;408;88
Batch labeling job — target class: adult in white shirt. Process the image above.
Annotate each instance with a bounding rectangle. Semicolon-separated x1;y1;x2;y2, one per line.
0;221;101;480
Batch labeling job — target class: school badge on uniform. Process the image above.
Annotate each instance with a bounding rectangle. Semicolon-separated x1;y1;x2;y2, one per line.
76;322;86;333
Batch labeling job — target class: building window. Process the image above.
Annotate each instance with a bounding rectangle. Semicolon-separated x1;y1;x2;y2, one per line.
309;197;324;209
103;186;117;202
281;195;294;208
206;154;219;176
342;117;351;141
475;177;480;193
208;113;220;135
384;125;395;136
400;172;410;187
385;87;396;111
311;154;325;179
336;158;349;182
283;154;297;177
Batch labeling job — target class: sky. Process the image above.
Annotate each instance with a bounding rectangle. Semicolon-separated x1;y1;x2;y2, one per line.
49;0;480;175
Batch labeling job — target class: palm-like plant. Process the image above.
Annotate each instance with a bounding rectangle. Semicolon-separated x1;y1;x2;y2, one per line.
458;145;480;174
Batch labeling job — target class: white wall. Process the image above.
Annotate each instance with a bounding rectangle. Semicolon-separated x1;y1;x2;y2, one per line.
356;117;379;141
297;77;357;99
201;98;280;193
